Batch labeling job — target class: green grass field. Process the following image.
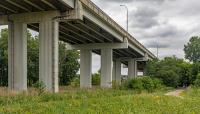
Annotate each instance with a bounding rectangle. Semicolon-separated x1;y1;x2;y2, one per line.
0;87;200;114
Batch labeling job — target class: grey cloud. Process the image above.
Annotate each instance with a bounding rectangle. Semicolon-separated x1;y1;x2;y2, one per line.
135;22;182;40
130;6;160;29
161;0;200;18
152;25;180;38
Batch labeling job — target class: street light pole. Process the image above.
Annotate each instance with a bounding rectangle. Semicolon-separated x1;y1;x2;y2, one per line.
120;5;128;32
156;43;159;58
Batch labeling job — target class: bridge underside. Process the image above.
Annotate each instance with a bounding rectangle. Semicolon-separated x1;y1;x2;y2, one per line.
0;0;146;59
27;18;143;59
0;0;72;15
0;0;154;92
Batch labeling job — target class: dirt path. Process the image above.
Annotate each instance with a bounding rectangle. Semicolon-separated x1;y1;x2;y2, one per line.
165;89;185;98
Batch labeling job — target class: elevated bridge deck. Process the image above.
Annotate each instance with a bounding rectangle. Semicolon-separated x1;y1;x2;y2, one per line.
0;0;156;92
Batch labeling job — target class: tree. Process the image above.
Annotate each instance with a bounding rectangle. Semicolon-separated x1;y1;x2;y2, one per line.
178;62;192;87
184;36;200;62
157;69;179;87
59;42;79;85
194;73;200;87
27;32;39;86
190;62;200;84
146;56;192;87
0;29;8;86
146;59;159;76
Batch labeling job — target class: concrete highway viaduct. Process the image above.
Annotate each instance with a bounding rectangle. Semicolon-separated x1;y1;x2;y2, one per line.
0;0;156;92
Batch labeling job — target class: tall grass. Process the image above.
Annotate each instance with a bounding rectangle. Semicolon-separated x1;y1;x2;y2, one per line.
0;87;200;114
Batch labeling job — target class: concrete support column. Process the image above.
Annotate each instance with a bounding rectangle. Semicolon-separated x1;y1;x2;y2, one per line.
8;22;27;91
39;20;59;93
112;60;121;84
115;60;121;83
135;61;138;76
80;49;92;88
101;48;113;88
128;59;137;78
112;61;116;81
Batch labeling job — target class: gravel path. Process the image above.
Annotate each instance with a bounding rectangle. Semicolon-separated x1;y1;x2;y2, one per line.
165;89;185;98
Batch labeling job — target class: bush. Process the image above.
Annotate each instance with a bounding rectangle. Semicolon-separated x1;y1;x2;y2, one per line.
194;73;200;87
112;80;121;89
141;77;155;92
92;73;100;85
152;78;163;89
128;78;143;92
156;70;179;87
121;76;163;93
32;81;46;95
70;75;80;87
70;73;100;87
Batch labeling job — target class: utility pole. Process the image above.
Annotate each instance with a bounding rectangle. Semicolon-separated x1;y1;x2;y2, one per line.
156;43;159;58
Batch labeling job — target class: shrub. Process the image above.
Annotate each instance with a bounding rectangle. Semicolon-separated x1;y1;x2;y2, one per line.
156;70;179;87
70;76;80;87
126;78;143;93
152;78;163;89
70;73;100;87
194;73;200;87
141;77;155;92
32;81;46;95
112;80;121;89
121;76;163;93
92;73;100;85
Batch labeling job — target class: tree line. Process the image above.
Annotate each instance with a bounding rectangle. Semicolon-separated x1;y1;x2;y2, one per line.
146;36;200;88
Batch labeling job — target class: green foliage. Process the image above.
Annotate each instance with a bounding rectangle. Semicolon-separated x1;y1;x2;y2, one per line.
123;78;143;92
70;73;101;87
32;81;46;95
157;70;179;87
152;78;163;89
121;77;163;93
59;42;79;86
178;62;192;87
194;73;200;87
112;80;121;89
146;56;192;87
145;59;159;76
184;36;200;62
141;77;156;92
70;75;80;87
27;32;39;86
92;73;100;85
190;62;200;84
0;29;8;86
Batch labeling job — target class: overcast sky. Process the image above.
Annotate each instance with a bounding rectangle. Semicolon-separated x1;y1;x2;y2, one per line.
92;0;200;58
1;0;200;73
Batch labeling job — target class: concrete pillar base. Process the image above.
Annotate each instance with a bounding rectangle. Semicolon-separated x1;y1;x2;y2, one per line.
39;20;59;93
101;48;113;88
112;60;121;84
115;60;121;84
128;59;137;78
8;22;27;91
80;49;92;88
